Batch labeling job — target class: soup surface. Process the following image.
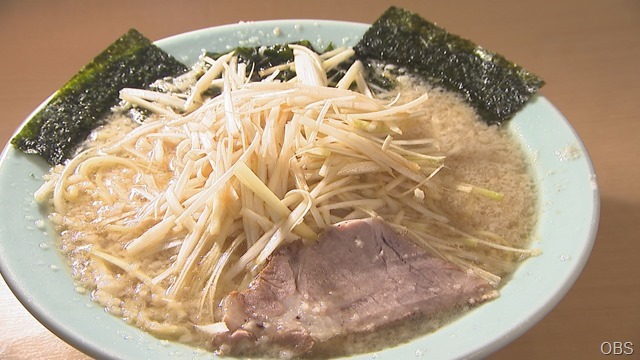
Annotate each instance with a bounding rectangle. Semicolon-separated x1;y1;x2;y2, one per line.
37;50;538;357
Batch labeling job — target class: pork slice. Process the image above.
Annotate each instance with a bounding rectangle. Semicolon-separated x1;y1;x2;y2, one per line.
213;217;497;358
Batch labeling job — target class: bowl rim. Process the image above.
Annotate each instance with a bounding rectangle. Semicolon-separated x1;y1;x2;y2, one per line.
0;19;600;360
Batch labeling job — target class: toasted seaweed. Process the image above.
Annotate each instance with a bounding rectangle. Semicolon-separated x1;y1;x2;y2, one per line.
11;29;188;165
206;40;339;83
354;7;545;125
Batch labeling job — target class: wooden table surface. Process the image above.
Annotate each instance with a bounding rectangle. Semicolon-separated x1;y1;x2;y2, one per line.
1;1;638;359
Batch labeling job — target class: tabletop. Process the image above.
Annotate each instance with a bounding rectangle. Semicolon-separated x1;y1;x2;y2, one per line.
1;1;639;359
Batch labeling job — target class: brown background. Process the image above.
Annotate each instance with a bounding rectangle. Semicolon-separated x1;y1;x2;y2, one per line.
1;1;639;359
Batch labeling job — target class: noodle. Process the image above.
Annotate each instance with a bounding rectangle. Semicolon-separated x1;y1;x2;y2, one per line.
36;45;538;353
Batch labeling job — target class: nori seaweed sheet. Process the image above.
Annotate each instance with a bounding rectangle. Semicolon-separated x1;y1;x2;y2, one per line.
354;7;545;125
11;29;188;165
206;41;349;84
207;41;315;83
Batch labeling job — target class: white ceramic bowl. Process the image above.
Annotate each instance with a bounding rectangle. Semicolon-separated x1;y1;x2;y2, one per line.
0;20;599;359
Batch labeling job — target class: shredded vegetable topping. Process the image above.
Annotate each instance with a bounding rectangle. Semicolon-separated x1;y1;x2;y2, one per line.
37;44;538;339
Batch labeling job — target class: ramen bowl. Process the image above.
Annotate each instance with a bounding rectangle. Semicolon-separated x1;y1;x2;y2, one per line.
0;20;599;359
